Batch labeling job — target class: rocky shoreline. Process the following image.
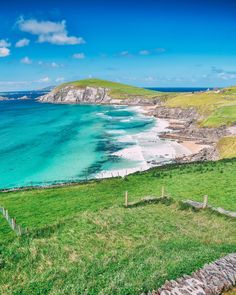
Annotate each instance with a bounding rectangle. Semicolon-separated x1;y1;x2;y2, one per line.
152;106;231;162
131;104;227;163
38;85;234;164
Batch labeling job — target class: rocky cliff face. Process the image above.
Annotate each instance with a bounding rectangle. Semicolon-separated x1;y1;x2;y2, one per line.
38;85;161;105
38;86;113;104
154;106;199;124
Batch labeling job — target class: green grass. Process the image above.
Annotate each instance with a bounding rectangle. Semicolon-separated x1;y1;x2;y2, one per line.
165;89;236;127
224;288;236;295
0;203;235;295
217;137;236;159
0;159;236;294
57;78;167;100
0;159;236;231
202;105;236;127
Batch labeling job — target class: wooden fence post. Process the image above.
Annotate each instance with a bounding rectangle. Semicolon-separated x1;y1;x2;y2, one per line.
161;186;165;198
125;191;128;207
5;210;9;221
12;218;16;231
18;225;22;236
203;195;208;209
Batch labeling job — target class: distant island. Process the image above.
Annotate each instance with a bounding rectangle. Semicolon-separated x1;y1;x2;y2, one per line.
0;95;29;101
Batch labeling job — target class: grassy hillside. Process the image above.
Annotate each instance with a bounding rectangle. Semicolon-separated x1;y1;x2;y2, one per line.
0;159;236;294
165;87;236;127
217;136;236;158
58;78;164;100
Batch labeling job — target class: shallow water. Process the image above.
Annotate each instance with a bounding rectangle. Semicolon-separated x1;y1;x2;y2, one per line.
0;99;161;189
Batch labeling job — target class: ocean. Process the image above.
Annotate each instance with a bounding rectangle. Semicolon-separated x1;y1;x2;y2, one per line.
0;90;190;189
147;87;213;92
0;92;153;189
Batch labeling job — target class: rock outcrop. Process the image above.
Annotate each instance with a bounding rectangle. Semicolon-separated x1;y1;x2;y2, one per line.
155;106;229;145
38;85;161;105
176;146;219;162
0;96;10;101
38;86;113;104
154;106;199;124
144;253;236;295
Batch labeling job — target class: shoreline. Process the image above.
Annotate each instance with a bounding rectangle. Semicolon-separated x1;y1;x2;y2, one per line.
138;105;210;153
95;104;208;179
0;101;212;190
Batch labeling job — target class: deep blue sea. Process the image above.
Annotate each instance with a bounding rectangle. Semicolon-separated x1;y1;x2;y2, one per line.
147;87;214;92
0;91;160;189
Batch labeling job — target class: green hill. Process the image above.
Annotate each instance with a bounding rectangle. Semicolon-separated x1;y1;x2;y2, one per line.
165;87;236;127
57;78;165;100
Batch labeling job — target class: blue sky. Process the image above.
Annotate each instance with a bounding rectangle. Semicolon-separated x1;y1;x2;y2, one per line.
0;0;236;91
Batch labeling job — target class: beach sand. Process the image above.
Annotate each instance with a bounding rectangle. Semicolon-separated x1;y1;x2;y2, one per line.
181;141;209;154
96;105;206;179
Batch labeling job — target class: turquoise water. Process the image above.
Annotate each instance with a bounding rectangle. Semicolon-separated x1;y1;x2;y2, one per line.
0;99;155;189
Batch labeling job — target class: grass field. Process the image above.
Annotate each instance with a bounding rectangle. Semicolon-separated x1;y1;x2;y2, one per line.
165;87;236;127
217;137;236;159
0;159;236;294
225;288;236;295
201;105;236;127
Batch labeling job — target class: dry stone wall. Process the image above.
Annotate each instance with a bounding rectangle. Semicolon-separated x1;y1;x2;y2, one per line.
144;253;236;295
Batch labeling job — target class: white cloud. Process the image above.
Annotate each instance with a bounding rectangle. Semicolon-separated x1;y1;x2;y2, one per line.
38;33;84;45
38;77;50;83
211;66;236;80
0;39;11;57
15;38;30;48
17;17;85;45
0;39;11;47
0;47;10;57
73;53;85;59
0;80;29;86
120;51;129;56
21;56;32;64
218;72;236;80
139;50;150;55
55;77;65;83
38;61;63;68
155;48;166;53
144;76;156;81
51;62;59;68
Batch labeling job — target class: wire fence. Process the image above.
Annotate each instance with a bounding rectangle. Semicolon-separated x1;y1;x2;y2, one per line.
0;207;28;236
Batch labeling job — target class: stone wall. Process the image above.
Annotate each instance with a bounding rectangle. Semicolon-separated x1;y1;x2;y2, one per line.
144;253;236;295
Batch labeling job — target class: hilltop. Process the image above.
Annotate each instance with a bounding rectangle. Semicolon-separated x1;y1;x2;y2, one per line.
38;78;169;105
57;78;163;99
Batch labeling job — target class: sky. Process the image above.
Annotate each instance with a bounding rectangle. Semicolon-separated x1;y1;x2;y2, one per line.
0;0;236;91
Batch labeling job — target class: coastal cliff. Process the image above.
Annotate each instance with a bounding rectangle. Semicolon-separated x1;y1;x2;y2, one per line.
38;78;162;104
39;85;114;104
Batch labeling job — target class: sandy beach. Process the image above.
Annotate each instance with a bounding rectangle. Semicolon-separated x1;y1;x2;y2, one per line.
96;104;207;179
